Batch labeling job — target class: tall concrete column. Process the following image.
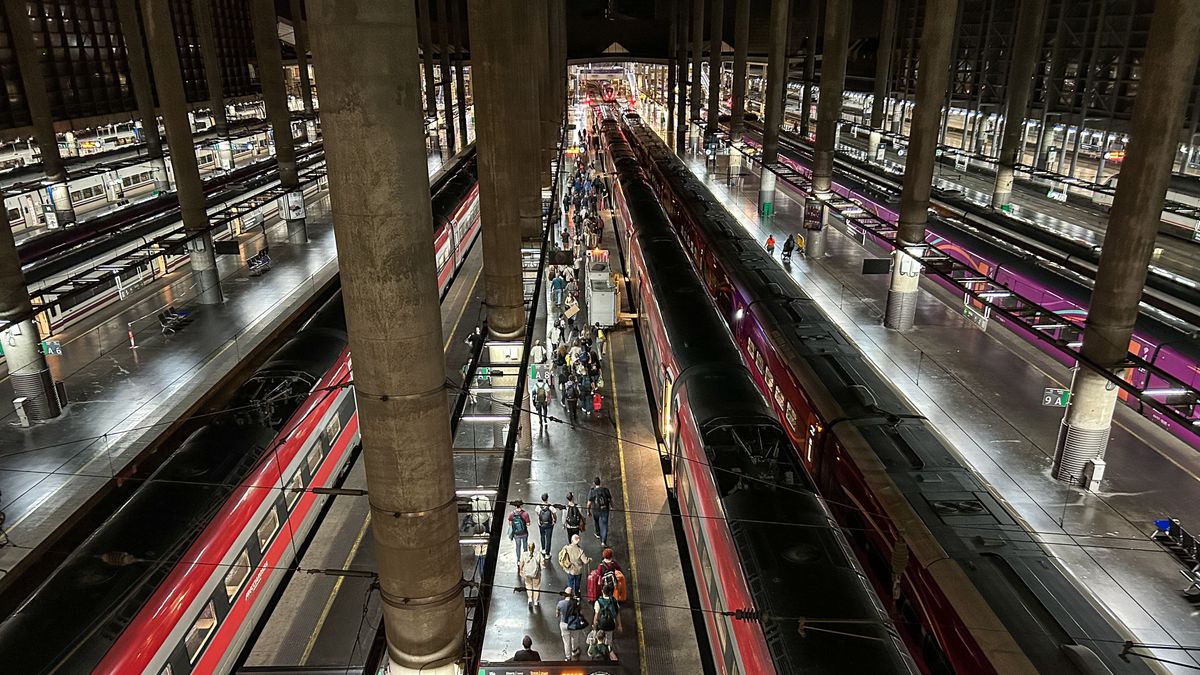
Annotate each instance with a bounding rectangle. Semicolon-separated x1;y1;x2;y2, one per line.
868;0;897;162
808;0;852;258
0;208;58;421
882;0;958;330
550;0;566;135
116;0;171;193
704;0;724;136
799;0;820;139
759;0;790;216
253;0;307;244
667;0;678;145
308;3;464;671
728;0;750;139
436;0;457;153
4;0;76;226
290;0;318;142
449;0;469;144
690;0;705;129
534;0;556;191
1053;0;1200;487
676;0;691;151
991;0;1047;209
142;0;223;305
470;0;539;339
193;0;234;172
417;0;439;128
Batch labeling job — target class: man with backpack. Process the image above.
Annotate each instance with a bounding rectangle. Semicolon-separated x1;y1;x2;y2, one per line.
562;492;585;542
509;501;531;570
593;583;623;635
557;533;591;598
587;477;614;547
563;377;580;425
535;493;557;560
532;378;550;427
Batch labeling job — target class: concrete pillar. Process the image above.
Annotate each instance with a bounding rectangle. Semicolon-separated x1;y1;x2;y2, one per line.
812;0;852;194
991;0;1046;209
868;0;897;162
668;0;678;146
1053;0;1200;486
436;0;457;153
759;0;790;216
534;0;556;191
728;0;750;139
676;0;691;151
704;0;724;136
290;0;318;143
193;0;235;172
253;0;307;244
449;0;469;144
470;0;539;339
883;0;958;331
142;0;223;305
417;0;439;128
690;0;705;129
0;207;58;421
4;0;76;226
116;0;171;193
550;0;567;137
799;0;820;139
308;3;465;671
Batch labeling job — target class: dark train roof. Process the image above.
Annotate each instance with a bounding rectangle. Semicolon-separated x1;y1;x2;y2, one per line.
431;151;478;222
0;424;277;673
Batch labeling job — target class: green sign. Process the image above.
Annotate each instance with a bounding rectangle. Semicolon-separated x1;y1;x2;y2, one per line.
1042;387;1070;407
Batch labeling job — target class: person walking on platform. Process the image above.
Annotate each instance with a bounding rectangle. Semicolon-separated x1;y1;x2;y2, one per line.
556;587;586;660
587;628;615;661
782;233;796;261
765;234;776;255
551;273;565;307
594;324;607;358
520;541;542;608
563;492;585;542
509;502;532;569
533;378;550;427
536;493;557;560
558;534;591;598
587;477;614;547
593;583;624;635
564;377;581;425
531;339;548;380
513;635;541;661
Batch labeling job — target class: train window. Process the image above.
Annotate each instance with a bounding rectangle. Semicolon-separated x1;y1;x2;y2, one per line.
774;386;785;409
754;353;764;373
184;601;217;662
256;508;280;552
745;337;755;360
286;470;304;509
764;371;775;393
223;550;252;600
324;413;342;448
306;445;322;477
7;208;19;222
785;402;798;430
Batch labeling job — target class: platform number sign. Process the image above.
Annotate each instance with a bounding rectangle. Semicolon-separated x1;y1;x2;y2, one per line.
1043;387;1070;407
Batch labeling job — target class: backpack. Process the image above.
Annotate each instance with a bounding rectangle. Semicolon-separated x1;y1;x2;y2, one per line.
538;505;554;527
565;382;579;401
565;504;582;527
596;597;618;631
510;511;528;536
594;487;611;511
558;546;571;571
535;386;549;405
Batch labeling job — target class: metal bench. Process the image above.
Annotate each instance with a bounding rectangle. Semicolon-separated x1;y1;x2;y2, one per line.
1150;519;1200;599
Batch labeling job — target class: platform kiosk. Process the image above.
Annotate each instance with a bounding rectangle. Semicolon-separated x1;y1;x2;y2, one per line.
585;248;618;327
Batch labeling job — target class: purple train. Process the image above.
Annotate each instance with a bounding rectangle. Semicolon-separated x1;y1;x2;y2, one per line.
741;133;1200;448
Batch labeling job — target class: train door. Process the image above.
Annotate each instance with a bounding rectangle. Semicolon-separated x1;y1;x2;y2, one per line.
20;193;42;229
660;368;675;442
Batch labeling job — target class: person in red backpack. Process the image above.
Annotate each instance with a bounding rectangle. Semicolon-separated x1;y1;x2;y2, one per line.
596;548;627;603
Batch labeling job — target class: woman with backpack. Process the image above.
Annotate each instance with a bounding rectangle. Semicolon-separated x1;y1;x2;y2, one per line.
562;492;585;542
508;502;531;570
535;493;557;560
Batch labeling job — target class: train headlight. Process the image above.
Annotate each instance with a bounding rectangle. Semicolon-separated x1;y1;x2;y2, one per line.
735;308;745;321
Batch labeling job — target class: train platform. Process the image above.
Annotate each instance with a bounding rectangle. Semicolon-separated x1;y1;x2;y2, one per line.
0;146;458;600
472;196;703;672
647;115;1200;670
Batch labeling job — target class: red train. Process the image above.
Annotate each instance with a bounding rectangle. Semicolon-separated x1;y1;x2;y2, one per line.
614;111;1165;674
0;156;480;674
600;107;917;675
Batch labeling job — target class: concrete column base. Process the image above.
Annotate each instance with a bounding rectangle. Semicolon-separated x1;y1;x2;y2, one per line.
805;226;826;257
884;246;922;330
992;165;1015;209
759;170;776;217
5;319;60;421
286;218;308;244
48;182;76;226
150;157;171;192
868;130;882;162
217;142;236;171
187;232;223;304
384;659;460;675
1053;366;1120;485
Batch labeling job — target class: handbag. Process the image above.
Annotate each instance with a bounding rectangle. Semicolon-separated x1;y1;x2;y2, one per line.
565;600;589;631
